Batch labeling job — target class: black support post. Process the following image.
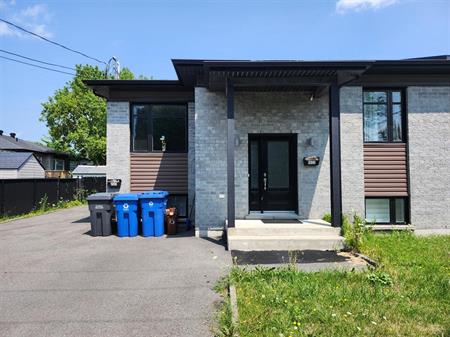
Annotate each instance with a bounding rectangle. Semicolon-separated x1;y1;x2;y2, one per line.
329;80;343;227
226;78;235;228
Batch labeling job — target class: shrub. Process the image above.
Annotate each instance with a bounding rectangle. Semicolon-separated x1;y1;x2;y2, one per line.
74;188;88;202
38;194;50;212
342;213;372;252
322;212;332;223
322;212;372;252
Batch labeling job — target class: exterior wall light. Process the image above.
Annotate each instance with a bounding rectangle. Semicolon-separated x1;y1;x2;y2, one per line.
160;135;167;152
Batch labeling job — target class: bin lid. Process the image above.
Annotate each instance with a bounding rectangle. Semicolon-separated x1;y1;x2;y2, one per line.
138;190;169;199
87;192;116;201
113;193;139;201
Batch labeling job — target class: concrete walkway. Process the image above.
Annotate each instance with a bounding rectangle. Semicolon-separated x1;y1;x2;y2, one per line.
0;206;231;337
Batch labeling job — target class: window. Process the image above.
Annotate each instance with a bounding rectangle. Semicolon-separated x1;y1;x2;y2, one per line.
365;197;408;224
131;104;187;152
363;90;405;142
54;159;65;170
167;195;188;218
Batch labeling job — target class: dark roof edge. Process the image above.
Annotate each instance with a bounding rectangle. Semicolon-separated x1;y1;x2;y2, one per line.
172;58;450;68
84;80;182;86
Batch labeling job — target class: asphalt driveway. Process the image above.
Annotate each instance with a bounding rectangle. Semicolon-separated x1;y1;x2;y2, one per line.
0;206;231;337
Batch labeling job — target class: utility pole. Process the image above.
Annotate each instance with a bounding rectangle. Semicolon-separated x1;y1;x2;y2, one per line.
105;56;120;79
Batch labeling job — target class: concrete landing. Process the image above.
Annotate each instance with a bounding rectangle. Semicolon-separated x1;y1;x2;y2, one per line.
227;219;344;251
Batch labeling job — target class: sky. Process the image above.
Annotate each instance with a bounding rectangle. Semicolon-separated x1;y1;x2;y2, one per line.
0;0;449;141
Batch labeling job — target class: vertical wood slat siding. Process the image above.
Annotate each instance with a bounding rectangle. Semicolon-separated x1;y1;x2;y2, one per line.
130;153;188;194
363;143;408;196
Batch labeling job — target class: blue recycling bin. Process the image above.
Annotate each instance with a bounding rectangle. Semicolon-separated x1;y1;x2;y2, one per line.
138;191;169;237
113;193;139;237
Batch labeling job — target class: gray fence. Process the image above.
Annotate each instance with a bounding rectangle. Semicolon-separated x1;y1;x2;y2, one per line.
0;177;106;217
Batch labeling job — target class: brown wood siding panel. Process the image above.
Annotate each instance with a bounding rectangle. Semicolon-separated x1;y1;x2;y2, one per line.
363;143;408;197
130;153;188;194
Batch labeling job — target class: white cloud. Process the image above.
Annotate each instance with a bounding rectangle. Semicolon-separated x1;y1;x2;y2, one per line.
0;21;21;37
0;21;12;36
0;0;16;11
336;0;398;13
29;23;52;38
21;4;49;20
0;2;53;38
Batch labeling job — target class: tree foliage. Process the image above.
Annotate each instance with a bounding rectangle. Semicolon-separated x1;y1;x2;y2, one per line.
40;64;137;164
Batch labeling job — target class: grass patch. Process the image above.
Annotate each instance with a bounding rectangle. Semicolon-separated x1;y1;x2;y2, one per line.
217;233;450;337
0;196;86;223
214;276;238;337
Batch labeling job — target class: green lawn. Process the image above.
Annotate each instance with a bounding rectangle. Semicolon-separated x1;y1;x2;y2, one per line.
217;233;450;337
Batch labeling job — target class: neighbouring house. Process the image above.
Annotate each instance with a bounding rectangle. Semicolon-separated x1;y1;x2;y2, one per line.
85;55;450;248
0;151;45;179
72;165;107;178
0;131;71;178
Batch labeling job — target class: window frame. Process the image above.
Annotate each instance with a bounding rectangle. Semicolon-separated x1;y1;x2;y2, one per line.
365;197;409;225
363;89;407;143
129;102;188;153
53;158;65;171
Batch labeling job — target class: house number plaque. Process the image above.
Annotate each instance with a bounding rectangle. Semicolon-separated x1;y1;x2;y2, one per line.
303;156;320;166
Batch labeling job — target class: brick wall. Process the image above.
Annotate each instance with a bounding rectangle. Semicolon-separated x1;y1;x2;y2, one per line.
407;87;450;229
194;88;228;233
106;102;130;193
194;88;331;233
187;102;195;222
340;86;365;217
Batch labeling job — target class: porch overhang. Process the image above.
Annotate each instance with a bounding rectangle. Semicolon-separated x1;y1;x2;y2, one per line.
212;64;372;229
201;61;372;93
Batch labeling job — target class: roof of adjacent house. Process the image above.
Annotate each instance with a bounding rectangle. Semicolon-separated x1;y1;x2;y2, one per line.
0;133;65;155
0;151;36;169
72;165;106;175
84;55;450;98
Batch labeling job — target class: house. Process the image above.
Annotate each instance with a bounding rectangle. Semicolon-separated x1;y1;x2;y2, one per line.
0;151;45;179
72;165;106;178
0;131;71;177
85;55;450;249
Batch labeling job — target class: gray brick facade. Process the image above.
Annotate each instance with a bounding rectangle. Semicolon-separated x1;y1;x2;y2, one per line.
340;86;365;217
407;87;450;229
194;88;228;234
194;88;331;233
187;102;195;222
106;102;130;193
103;85;450;233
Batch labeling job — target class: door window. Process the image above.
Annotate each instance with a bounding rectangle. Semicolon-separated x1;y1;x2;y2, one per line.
250;140;259;190
267;140;289;189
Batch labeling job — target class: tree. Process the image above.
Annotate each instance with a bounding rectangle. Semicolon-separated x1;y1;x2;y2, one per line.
40;64;137;164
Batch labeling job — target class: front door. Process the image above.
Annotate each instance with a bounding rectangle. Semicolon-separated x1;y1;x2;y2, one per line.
249;134;297;212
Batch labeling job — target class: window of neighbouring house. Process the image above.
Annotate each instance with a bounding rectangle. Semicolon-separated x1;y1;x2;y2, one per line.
167;195;188;218
131;104;187;152
365;197;408;224
54;159;65;170
363;90;405;142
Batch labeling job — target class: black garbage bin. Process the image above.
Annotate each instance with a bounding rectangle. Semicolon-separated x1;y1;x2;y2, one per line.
87;193;116;236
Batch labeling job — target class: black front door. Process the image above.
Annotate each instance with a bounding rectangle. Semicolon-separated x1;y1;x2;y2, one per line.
249;134;297;212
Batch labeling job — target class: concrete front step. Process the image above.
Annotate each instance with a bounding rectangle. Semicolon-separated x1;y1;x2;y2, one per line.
227;219;343;251
228;226;341;236
245;212;299;220
228;234;344;251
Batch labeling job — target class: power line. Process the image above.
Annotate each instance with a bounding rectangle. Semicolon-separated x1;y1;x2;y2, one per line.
0;18;107;65
0;49;75;71
0;55;75;76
